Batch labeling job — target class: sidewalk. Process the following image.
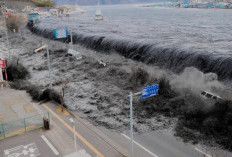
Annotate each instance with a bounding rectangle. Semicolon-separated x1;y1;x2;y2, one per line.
0;88;92;157
0;88;39;123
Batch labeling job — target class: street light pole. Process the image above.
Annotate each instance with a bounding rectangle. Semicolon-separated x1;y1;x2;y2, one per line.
129;91;142;157
46;45;52;89
128;85;159;157
129;92;133;157
73;124;77;152
69;118;77;152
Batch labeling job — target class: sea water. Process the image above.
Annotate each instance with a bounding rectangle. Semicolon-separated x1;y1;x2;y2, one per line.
33;4;232;79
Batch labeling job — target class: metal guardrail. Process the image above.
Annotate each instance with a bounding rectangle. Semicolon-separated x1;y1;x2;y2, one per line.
0;112;49;140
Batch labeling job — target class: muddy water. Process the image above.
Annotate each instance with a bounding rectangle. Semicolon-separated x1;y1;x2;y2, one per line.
4;19;232;152
33;5;232;79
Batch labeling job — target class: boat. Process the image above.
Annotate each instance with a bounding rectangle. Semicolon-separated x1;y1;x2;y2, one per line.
95;1;104;20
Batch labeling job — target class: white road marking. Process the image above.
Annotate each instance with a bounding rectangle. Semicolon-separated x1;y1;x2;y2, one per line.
41;135;59;155
4;145;24;154
121;133;159;157
4;143;40;157
194;147;212;157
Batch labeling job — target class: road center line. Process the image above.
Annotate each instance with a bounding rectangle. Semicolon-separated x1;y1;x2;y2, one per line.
42;103;104;157
41;135;59;155
194;147;212;157
121;133;159;157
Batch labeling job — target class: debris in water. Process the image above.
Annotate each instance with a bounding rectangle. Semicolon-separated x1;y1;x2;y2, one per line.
67;49;82;60
34;45;47;53
99;60;107;67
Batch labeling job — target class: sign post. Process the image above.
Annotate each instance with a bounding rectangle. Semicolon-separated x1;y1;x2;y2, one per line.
54;28;73;50
141;84;159;100
129;84;159;157
54;28;69;39
70;29;73;49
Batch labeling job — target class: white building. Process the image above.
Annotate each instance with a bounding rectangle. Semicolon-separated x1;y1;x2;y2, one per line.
49;8;59;16
22;6;35;12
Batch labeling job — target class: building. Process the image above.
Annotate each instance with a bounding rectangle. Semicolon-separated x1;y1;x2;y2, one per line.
39;11;51;19
49;8;59;16
28;13;39;21
22;6;35;12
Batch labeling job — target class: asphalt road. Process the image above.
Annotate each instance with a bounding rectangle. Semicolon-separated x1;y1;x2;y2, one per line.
0;130;59;157
98;127;232;157
125;131;203;157
42;102;232;157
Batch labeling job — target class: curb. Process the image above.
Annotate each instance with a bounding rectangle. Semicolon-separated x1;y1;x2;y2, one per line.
52;101;129;157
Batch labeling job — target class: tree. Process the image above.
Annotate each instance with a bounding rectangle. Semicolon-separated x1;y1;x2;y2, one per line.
34;0;55;7
6;14;25;32
59;80;69;112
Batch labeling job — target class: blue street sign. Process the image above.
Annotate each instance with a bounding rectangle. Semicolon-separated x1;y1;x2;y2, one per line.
141;84;159;99
54;29;69;39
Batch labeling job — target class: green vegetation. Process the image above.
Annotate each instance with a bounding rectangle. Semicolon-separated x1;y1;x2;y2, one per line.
34;0;55;7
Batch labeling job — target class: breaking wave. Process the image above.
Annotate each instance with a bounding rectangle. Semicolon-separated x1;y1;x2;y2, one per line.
27;22;232;80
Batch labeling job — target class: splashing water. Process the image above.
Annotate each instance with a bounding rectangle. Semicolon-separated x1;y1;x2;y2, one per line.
28;4;232;80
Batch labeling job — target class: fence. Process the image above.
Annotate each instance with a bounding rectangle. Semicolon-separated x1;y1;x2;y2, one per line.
0;112;50;140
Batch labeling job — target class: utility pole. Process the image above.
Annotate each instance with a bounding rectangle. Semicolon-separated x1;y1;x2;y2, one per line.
0;0;10;59
46;45;52;89
70;29;73;49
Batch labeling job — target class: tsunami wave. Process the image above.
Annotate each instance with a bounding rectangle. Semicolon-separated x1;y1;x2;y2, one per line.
27;22;232;80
